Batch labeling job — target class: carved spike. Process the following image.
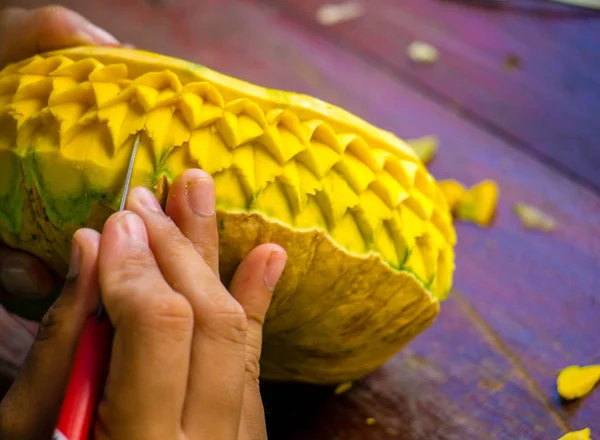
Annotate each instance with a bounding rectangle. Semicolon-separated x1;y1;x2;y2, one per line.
341;135;379;173
253;144;282;193
97;101;129;155
225;99;267;128
180;93;204;129
334;150;376;194
0;76;20;96
161;111;191;156
425;219;447;250
387;210;411;267
374;220;401;268
355;188;393;245
216;111;240;148
386;158;418;190
144;105;175;162
261;110;307;161
52;77;79;96
92;83;122;108
279;110;308;145
89;64;129;82
187;125;232;175
50;58;103;80
19;56;72;75
180;92;222;129
368;171;409;209
48;102;87;141
294;141;340;179
182;82;224;107
397;204;426;239
93;84;136;109
311;122;343;154
133;85;159;112
135;70;182;92
232;144;256;197
295;159;321;193
430;208;456;246
330;209;368;254
280;160;303;216
405;189;434;221
414;167;435;199
49;82;95;106
13;77;53;103
371;149;390;169
322;170;359;224
8;99;44;130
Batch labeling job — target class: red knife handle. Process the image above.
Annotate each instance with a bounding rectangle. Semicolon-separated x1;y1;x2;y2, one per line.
53;315;112;440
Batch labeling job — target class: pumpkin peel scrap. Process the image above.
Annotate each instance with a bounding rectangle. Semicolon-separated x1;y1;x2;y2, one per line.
0;47;456;384
557;364;600;400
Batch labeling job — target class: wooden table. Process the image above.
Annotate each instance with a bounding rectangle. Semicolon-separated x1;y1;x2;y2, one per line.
2;0;600;438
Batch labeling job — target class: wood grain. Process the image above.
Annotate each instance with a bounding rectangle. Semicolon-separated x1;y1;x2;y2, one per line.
0;0;599;437
269;0;600;191
262;298;567;439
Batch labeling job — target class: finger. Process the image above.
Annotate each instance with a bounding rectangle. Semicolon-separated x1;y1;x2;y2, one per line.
0;307;36;374
0;228;101;439
96;211;192;439
228;244;287;440
0;6;119;68
0;242;54;299
165;169;219;275
127;187;246;439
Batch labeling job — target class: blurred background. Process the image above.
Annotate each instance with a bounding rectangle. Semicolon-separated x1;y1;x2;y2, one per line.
1;0;599;438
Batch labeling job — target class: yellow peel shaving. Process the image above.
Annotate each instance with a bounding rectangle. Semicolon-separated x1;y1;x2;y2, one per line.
513;203;556;232
455;180;499;226
365;417;376;425
407;41;439;64
438;179;499;226
557;428;591;440
557;365;600;400
407;135;438;164
316;2;364;25
334;381;353;395
438;180;468;212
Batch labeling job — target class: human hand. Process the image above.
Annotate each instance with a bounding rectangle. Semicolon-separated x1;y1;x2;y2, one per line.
0;5;120;70
0;169;287;439
0;4;122;302
0;5;124;390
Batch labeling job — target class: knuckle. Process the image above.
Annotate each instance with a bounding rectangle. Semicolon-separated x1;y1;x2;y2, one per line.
163;217;193;249
35;293;72;343
125;293;194;337
200;300;248;346
103;248;156;289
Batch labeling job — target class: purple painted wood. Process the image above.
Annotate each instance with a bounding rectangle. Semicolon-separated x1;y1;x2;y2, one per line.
270;0;600;191
0;0;599;437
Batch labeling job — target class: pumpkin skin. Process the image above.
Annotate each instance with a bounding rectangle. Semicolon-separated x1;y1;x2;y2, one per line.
0;47;455;384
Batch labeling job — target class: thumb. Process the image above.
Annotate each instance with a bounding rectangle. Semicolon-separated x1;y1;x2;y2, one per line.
0;228;101;440
228;243;287;439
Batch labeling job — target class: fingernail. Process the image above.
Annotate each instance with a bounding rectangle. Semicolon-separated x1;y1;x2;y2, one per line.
134;187;162;212
186;177;215;216
264;248;287;291
117;212;147;243
66;237;82;280
0;267;40;298
79;22;119;45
